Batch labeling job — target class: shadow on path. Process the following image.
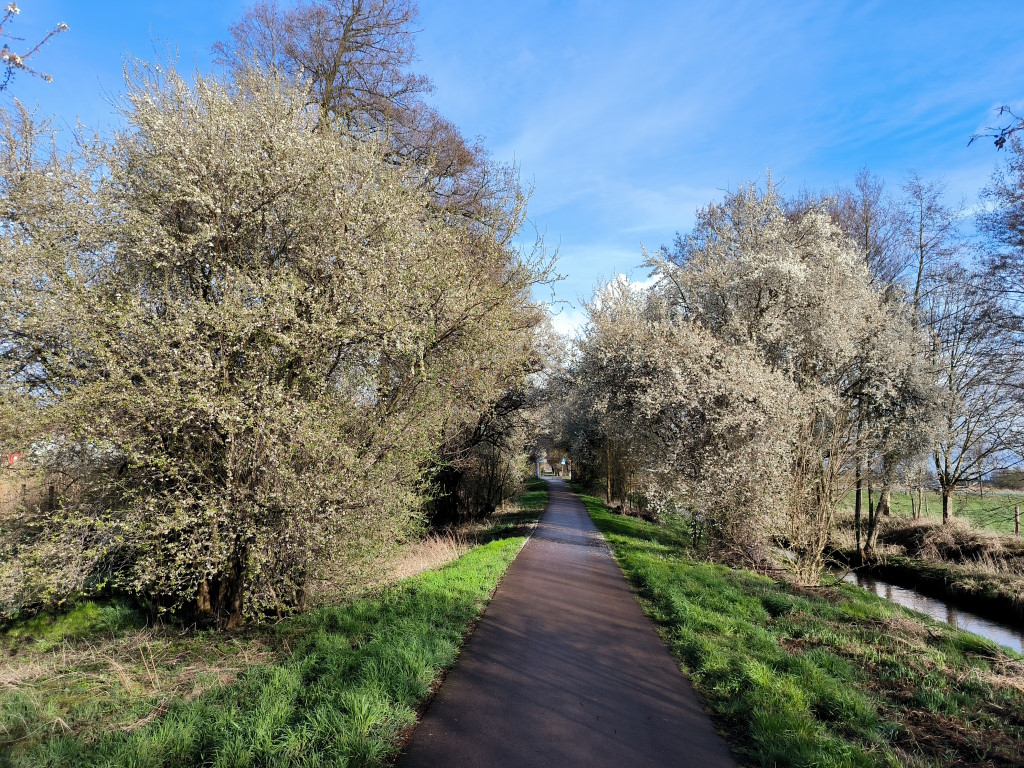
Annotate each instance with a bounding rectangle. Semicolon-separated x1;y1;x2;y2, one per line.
397;478;736;768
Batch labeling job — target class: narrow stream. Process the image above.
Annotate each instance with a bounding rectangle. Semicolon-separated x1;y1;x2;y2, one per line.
842;572;1024;654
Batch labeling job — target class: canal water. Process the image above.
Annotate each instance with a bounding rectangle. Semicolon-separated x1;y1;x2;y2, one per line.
842;571;1024;654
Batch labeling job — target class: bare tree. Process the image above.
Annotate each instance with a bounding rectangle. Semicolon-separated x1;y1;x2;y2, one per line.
979;135;1024;319
978;135;1024;466
215;0;425;125
214;0;496;214
835;168;909;290
924;265;1021;523
902;172;965;316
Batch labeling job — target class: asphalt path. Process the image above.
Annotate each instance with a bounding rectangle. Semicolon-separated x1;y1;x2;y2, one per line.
397;477;736;767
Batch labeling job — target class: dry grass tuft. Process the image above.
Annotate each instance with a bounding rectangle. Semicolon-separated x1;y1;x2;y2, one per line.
884;614;932;641
1;622;278;746
0;660;47;688
384;532;471;583
875;517;1024;577
985;657;1024;695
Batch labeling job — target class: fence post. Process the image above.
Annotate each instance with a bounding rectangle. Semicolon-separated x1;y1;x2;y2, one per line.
1015;505;1020;537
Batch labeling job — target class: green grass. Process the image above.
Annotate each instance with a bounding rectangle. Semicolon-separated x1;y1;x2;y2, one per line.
473;481;549;543
0;480;548;768
580;492;1024;768
1;601;144;652
838;490;1024;535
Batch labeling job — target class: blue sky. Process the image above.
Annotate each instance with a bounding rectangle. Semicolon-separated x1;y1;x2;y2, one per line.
7;1;1024;333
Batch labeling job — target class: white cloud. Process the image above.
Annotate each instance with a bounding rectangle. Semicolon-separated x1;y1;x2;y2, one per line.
548;304;587;339
620;271;659;293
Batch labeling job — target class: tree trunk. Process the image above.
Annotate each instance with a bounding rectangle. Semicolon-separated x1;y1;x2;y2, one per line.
195;544;246;629
878;486;891;518
854;460;863;565
605;442;612;504
219;549;246;630
197;579;212;615
941;487;951;524
864;484;880;561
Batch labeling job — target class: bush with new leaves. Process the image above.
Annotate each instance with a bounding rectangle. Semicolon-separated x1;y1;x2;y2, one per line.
0;64;545;626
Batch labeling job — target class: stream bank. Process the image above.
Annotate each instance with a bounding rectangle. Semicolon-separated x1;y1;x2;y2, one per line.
843;570;1024;653
833;550;1024;628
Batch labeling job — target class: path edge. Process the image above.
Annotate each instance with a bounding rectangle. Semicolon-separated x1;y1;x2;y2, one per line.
390;483;551;762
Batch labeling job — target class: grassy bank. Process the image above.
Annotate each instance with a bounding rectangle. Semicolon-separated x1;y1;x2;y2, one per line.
837;490;1024;535
0;479;547;768
581;492;1024;768
831;515;1024;626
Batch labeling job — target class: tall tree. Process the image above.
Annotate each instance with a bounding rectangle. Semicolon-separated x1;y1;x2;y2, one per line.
214;0;500;215
978;134;1024;466
823;168;910;553
923;264;1021;522
902;172;964;316
979;135;1024;321
835;168;908;290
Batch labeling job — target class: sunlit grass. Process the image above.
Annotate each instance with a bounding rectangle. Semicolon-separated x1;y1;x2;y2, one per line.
582;492;1024;768
837;489;1024;535
0;479;548;767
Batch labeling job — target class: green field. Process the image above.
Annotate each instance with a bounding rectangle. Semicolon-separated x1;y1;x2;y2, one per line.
838;489;1024;535
582;492;1024;768
0;480;548;768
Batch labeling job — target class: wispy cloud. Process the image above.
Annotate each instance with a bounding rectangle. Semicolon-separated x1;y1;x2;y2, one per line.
417;0;1024;309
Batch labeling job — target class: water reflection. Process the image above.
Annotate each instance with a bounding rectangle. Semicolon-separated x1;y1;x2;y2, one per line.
842;572;1024;654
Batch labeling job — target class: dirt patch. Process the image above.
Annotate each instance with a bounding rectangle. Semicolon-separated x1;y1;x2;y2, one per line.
779;636;806;654
895;707;1022;767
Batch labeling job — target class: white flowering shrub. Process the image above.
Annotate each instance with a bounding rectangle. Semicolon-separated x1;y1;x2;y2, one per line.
0;64;545;625
560;181;938;581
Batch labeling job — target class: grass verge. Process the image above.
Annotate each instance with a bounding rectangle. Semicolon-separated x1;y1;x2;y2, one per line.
837;490;1024;535
0;479;548;767
580;491;1024;768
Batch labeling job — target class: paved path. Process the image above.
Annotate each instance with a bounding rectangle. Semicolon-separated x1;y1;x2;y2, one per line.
397;478;736;768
